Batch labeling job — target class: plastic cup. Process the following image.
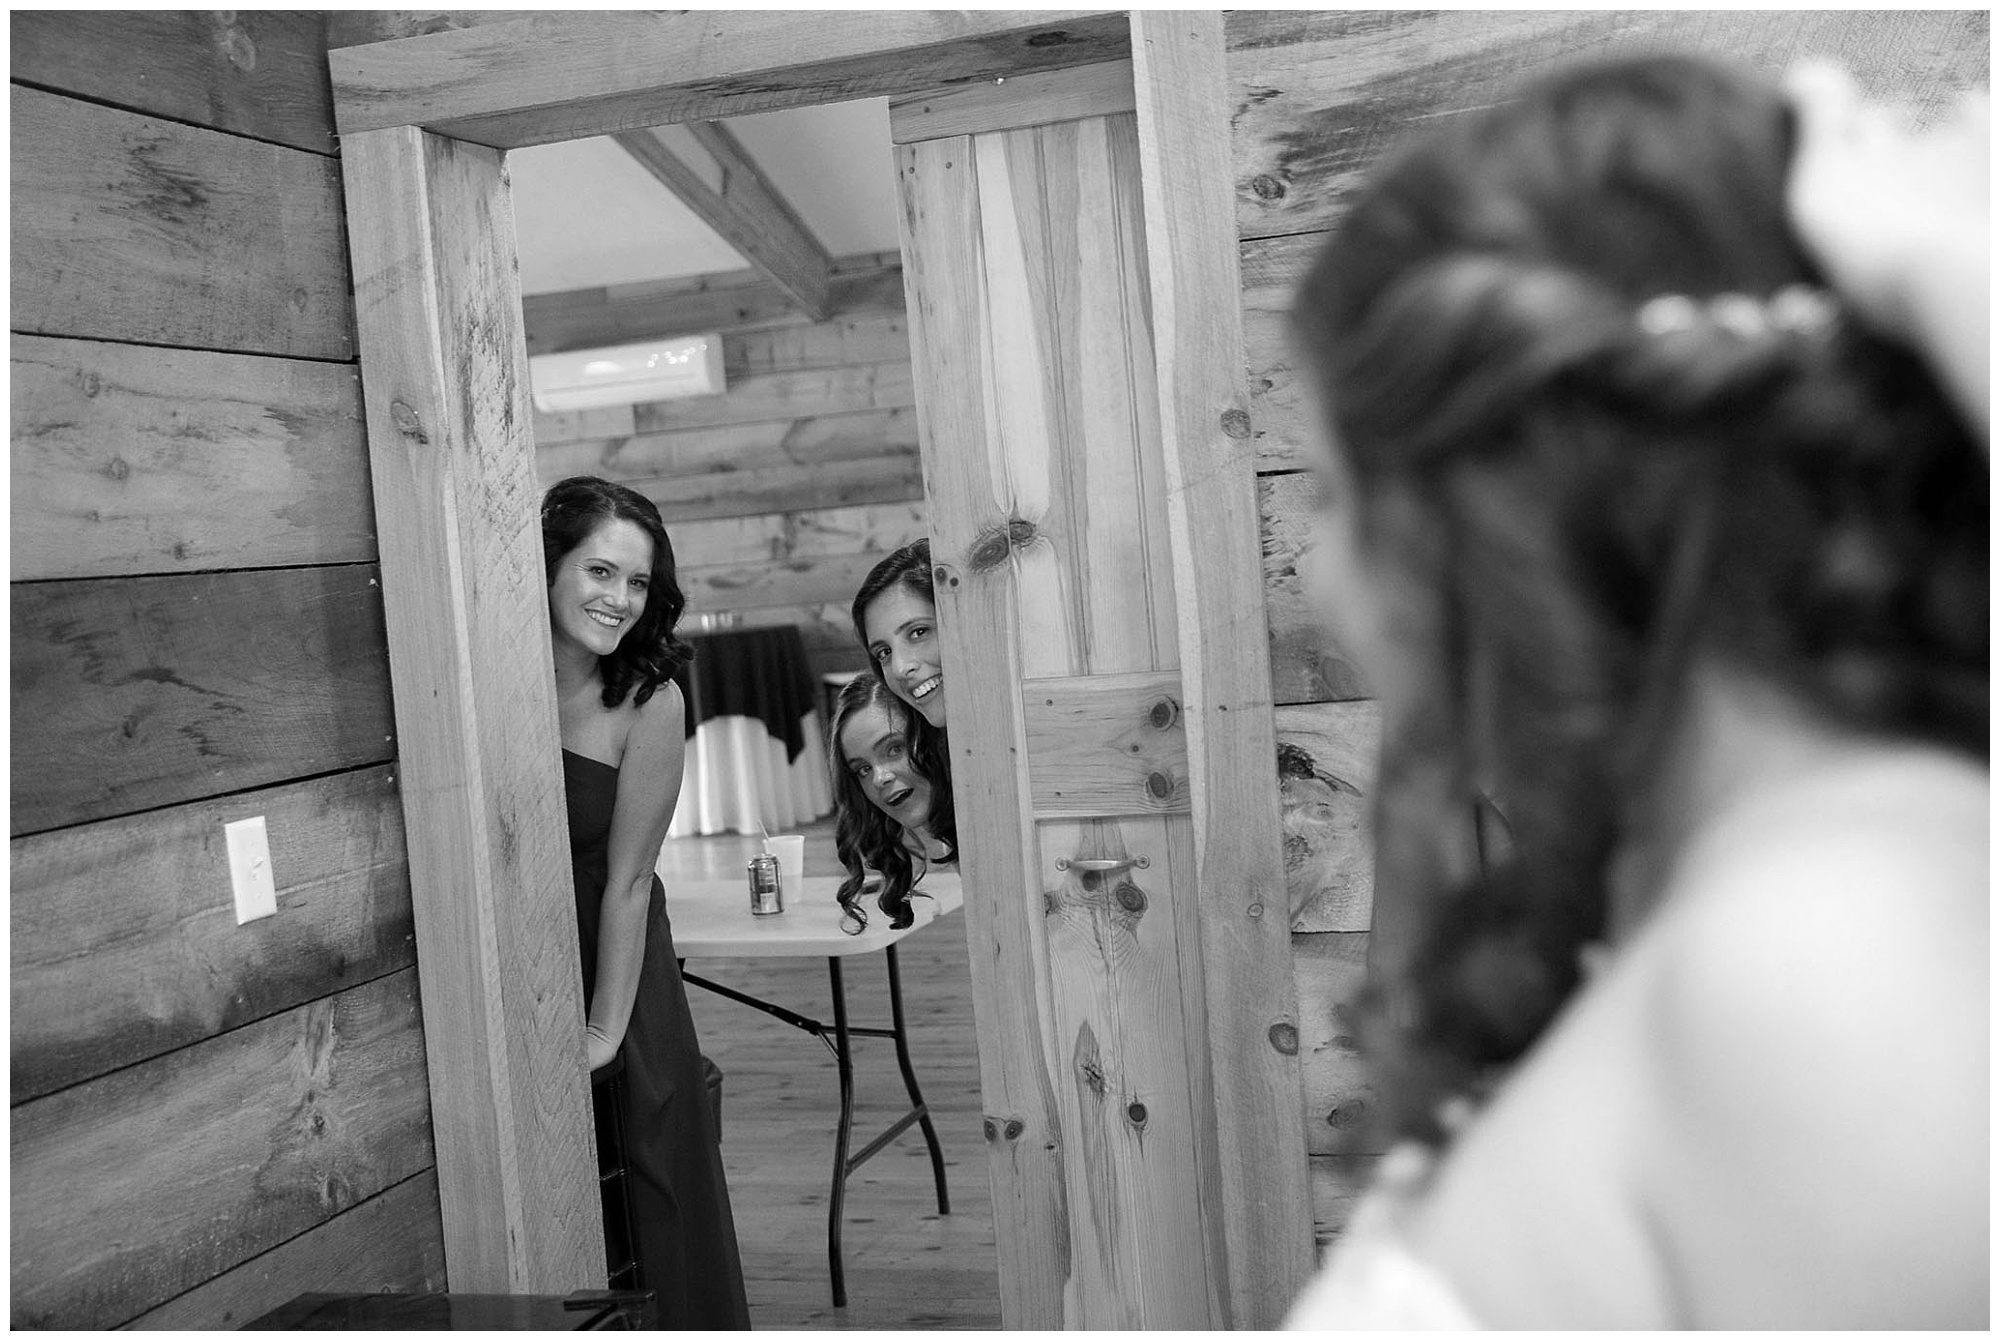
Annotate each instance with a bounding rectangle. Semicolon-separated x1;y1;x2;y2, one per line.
766;834;806;901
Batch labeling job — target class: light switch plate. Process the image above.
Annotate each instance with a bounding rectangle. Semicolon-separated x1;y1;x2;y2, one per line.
225;816;278;924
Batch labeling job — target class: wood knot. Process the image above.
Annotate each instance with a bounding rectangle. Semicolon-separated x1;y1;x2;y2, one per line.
1025;28;1072;46
1113;881;1146;913
390;400;429;445
1220;408;1252;439
1148;697;1180;730
1268;1022;1299;1056
1004;1117;1025;1140
1251;173;1287;200
1326;1099;1367;1130
1126;1101;1147;1126
1145;771;1174;800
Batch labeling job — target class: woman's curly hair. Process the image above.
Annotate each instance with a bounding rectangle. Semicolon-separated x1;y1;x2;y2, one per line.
827;673;956;932
540;476;695;708
1291;54;1987;1147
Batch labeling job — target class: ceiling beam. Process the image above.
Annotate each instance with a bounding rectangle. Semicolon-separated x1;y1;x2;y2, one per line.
328;11;1132;146
613;119;834;322
521;251;904;356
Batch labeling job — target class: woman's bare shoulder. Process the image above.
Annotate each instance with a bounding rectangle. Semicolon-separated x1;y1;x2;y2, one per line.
1404;751;1987;1325
1628;752;1988;1323
1647;749;1987;1035
614;677;684;762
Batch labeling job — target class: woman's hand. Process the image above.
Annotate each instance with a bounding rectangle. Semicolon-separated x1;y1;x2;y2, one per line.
586;1022;620;1072
1785;62;1988;336
1784;61;1989;434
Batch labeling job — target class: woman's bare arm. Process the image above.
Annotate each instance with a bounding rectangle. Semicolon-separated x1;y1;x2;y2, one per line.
585;681;687;1069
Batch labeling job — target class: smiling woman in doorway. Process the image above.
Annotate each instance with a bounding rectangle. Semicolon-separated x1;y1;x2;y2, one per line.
541;475;751;1328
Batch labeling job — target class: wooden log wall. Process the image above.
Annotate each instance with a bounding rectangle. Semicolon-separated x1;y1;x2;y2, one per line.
525;259;928;679
9;13;445;1327
1225;8;1991;1254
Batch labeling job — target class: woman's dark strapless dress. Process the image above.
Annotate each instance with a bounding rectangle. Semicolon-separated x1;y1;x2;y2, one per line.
564;749;750;1329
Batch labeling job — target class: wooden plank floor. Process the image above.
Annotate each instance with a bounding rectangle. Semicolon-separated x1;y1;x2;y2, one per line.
660;819;1001;1330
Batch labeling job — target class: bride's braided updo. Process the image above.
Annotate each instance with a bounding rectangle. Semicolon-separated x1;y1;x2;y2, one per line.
1291;54;1987;1146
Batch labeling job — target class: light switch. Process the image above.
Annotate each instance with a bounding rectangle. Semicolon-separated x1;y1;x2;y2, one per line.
226;816;278;924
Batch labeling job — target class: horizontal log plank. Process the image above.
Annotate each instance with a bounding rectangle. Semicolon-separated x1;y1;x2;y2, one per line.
9;970;435;1329
10;766;412;1101
1259;471;1369;706
9;10;339;154
1275;701;1380;934
1224;9;1992;241
330;10;1133;147
10;86;354;359
629;453;925;525
537;406;922;481
10;335;374;579
668;501;927;571
9;566;395;836
522;252;907;356
631;360;915;434
724;312;910;377
1022;671;1190;819
889;58;1134;142
1307;1152;1381;1256
327;11;569;48
679;549;898;616
1292;930;1374;1157
125;1171;446;1329
530;401;635;450
1240;231;1319;474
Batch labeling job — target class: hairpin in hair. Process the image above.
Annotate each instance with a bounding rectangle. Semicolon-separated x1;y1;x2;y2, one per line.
1636;284;1838;340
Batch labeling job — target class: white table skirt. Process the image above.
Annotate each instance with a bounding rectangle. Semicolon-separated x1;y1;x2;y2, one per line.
668;711;833;838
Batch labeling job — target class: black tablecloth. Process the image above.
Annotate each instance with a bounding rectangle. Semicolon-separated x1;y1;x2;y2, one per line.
674;627;818;762
666;625;833;838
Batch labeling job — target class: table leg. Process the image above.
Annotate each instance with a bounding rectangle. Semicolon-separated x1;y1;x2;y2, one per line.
826;956;854;1309
885;944;951;1215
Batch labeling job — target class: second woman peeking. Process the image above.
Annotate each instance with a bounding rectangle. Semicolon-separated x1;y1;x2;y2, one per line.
851;538;946;729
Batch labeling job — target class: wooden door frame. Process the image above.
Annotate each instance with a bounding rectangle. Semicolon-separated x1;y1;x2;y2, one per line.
328;9;1307;1318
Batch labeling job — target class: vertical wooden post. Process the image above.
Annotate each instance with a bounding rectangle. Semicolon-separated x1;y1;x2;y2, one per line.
1131;11;1316;1327
340;125;604;1291
895;127;1084;1330
897;85;1234;1327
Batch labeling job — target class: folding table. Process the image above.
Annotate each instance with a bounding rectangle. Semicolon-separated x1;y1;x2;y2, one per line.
665;870;964;1308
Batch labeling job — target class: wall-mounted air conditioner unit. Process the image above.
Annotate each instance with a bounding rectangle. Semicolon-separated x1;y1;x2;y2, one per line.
528;333;726;413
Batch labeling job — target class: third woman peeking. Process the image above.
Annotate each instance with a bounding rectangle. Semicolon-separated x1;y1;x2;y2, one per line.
827;673;956;932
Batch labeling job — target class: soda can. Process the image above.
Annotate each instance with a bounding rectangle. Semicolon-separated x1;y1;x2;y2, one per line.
747;854;784;916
